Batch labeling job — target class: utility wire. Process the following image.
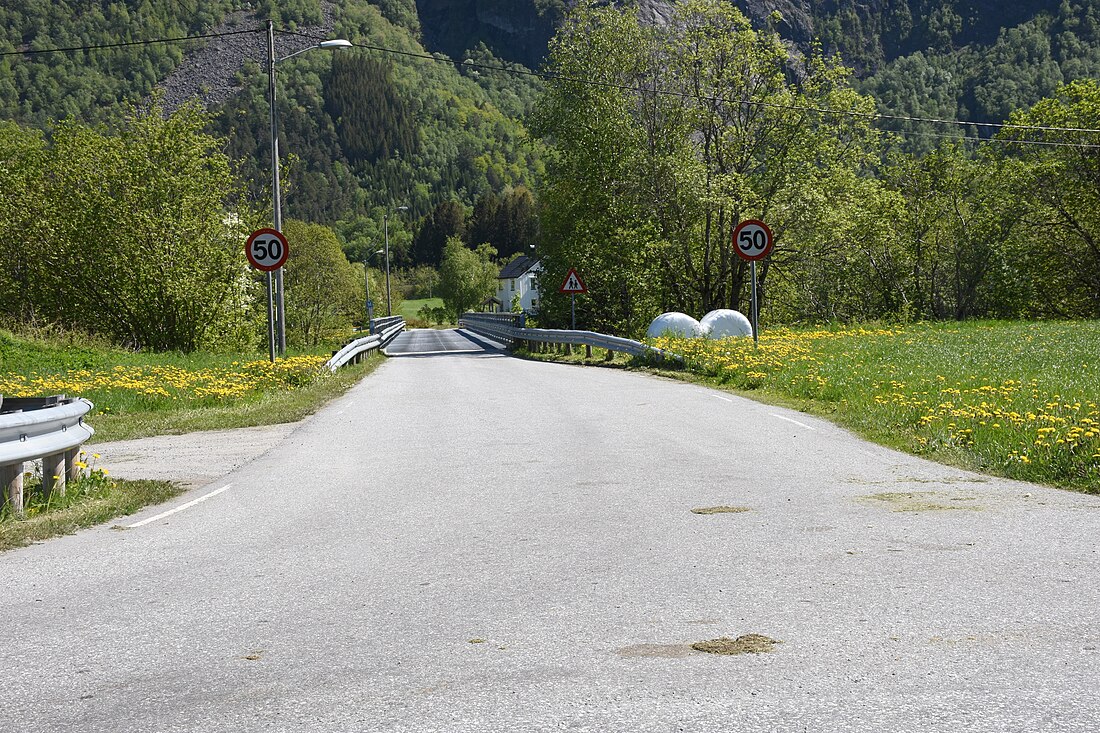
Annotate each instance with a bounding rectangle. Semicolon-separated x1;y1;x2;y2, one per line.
7;27;1100;148
0;28;261;57
282;29;1100;144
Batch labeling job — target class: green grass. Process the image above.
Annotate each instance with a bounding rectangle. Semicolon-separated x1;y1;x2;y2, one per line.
536;320;1100;493
88;358;382;442
400;297;445;320
0;472;182;552
1;328;385;441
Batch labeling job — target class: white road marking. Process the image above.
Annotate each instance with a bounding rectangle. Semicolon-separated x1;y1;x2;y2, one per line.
770;413;817;431
126;484;234;528
711;394;734;403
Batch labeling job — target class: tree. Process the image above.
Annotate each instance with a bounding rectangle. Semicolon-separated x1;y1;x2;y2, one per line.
995;79;1100;317
438;238;498;320
412;200;466;266
21;101;258;351
282;219;362;346
531;0;881;334
0;122;48;322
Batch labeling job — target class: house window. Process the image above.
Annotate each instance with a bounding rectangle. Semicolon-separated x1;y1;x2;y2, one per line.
510;279;515;291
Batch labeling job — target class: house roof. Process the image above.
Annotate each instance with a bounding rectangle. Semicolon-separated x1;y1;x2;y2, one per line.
498;255;539;280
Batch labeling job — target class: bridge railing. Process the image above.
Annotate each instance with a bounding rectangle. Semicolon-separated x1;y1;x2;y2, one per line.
325;317;406;372
368;315;404;335
0;395;95;517
458;313;681;363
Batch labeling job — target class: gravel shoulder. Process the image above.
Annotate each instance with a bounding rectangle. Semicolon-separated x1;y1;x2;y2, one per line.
91;421;302;489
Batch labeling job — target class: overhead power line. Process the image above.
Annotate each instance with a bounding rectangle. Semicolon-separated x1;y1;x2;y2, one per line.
281;29;1100;148
0;28;261;57
5;26;1100;149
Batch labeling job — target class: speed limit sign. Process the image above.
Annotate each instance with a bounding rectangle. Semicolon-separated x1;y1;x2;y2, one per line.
246;228;289;271
733;220;774;262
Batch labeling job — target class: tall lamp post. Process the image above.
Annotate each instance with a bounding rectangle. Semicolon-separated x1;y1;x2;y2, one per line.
267;21;351;356
364;248;383;331
383;205;409;316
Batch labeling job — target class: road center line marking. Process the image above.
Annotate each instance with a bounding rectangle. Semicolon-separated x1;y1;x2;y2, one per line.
711;394;734;403
127;484;234;528
770;413;817;431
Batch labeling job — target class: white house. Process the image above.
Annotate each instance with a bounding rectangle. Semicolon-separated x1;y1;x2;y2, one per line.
495;256;541;313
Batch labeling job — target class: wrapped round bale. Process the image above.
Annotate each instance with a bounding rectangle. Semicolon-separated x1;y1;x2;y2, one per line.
700;309;752;338
646;312;703;339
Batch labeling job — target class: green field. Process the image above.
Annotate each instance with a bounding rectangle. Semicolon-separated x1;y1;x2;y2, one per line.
400;297;444;317
400;298;450;325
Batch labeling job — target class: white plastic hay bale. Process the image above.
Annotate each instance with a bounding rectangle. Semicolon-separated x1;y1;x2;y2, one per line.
646;312;703;339
700;309;752;338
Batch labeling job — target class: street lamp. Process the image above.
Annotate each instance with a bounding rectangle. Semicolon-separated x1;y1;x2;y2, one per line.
383;205;408;316
364;248;383;331
267;21;351;357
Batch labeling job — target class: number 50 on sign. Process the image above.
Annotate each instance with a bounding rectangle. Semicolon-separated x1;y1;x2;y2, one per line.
733;220;773;262
246;228;289;271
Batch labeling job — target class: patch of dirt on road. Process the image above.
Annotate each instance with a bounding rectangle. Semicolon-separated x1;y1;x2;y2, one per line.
691;634;780;655
690;505;750;515
860;491;983;513
618;643;695;658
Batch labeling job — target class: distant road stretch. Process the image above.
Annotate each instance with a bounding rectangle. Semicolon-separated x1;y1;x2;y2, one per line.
385;327;503;356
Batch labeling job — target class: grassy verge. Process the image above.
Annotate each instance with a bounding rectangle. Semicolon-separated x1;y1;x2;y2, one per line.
527;321;1100;493
0;472;182;552
88;357;382;442
1;329;385;442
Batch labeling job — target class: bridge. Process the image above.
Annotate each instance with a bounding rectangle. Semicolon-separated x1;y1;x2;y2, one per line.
1;325;1098;732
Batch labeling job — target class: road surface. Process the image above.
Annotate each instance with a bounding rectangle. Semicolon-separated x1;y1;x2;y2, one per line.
384;328;503;356
2;336;1098;732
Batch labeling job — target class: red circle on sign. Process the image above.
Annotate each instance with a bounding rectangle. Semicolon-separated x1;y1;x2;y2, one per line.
246;228;289;272
732;220;774;262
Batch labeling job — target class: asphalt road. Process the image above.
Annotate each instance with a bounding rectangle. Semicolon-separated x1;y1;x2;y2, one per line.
2;342;1099;732
385;328;502;356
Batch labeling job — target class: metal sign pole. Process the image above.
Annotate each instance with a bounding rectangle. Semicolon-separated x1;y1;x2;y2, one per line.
751;260;759;347
265;272;276;362
571;293;576;331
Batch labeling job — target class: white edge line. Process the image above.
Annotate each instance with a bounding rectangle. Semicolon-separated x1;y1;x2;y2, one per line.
770;414;817;431
126;484;234;528
711;394;734;403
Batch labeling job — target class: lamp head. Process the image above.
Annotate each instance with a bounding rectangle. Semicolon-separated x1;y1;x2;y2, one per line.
319;39;352;50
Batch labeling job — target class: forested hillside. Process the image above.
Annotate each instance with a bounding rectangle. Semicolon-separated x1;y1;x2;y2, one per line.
0;0;545;267
2;0;1100;351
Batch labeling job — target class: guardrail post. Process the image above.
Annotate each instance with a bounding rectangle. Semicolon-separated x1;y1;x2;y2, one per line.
566;344;573;355
605;348;614;361
65;447;81;483
2;462;24;517
585;344;592;359
42;452;67;500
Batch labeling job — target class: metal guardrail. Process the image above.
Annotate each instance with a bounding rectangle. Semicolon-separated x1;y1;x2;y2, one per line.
0;396;95;517
368;316;404;335
325;317;406;372
458;313;682;363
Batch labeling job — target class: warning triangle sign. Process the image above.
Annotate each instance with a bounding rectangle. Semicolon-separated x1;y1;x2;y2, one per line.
559;268;588;294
